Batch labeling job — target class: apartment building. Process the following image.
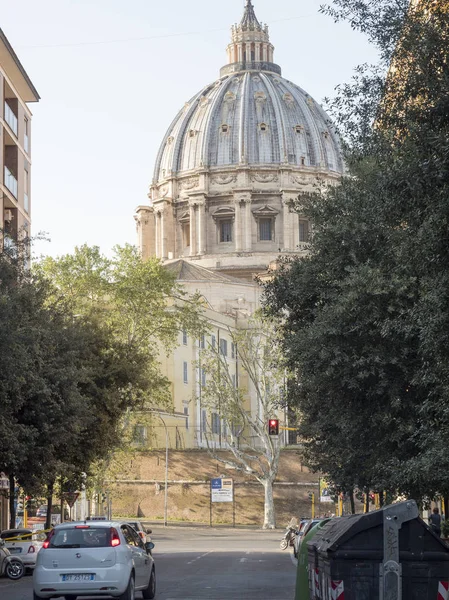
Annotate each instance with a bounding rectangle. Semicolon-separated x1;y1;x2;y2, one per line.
0;28;39;251
0;28;39;530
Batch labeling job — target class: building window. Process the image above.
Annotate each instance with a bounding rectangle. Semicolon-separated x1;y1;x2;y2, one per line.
182;329;188;345
134;425;147;445
183;361;188;384
183;223;190;247
220;220;233;243
299;219;309;243
24;118;29;153
24;169;29;213
200;335;205;349
259;218;272;241
201;368;206;387
231;343;236;359
212;413;221;435
220;338;228;357
184;406;189;430
211;334;216;349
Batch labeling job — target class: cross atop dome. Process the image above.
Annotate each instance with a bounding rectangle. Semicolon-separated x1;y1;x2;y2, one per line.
240;0;262;31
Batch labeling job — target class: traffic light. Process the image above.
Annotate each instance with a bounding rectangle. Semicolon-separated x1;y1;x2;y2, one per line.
268;419;279;436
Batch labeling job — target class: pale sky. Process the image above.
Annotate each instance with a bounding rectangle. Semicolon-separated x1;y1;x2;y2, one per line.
3;0;378;258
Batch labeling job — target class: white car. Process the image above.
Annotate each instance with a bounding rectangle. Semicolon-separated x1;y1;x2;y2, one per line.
33;520;156;600
0;528;44;570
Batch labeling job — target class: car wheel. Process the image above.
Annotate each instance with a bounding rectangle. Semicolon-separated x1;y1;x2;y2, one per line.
5;559;24;579
142;567;156;599
118;574;135;600
280;539;288;550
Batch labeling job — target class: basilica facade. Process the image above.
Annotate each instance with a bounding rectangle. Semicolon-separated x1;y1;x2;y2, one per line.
134;1;344;449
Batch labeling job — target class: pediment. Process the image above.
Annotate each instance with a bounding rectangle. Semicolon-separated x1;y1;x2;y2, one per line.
178;211;190;223
252;204;279;217
212;207;235;221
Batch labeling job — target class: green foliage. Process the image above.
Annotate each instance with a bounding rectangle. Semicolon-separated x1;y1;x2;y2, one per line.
0;242;204;516
263;1;449;502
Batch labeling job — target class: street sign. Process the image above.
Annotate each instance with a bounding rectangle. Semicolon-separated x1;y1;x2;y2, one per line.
211;478;233;503
63;492;79;508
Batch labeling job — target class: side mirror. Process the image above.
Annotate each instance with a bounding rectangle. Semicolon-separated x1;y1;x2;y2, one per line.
145;542;155;553
146;529;152;534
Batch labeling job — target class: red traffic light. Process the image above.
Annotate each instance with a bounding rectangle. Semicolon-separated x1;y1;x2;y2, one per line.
268;419;279;435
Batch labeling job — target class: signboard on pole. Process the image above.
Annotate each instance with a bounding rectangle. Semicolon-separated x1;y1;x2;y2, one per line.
211;478;233;503
63;492;79;508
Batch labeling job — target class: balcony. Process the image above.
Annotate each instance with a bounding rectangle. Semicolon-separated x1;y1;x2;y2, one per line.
4;103;18;136
4;166;18;198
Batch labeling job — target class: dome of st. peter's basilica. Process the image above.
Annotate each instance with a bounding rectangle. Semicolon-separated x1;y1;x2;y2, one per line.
135;0;344;280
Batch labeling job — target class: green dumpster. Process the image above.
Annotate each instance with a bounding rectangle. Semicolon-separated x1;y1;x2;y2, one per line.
295;519;331;600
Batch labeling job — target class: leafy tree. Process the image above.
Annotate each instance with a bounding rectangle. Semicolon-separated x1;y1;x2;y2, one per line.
199;316;287;529
263;0;449;504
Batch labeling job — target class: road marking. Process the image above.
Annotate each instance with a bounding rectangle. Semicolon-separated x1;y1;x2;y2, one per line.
187;551;212;565
240;557;248;562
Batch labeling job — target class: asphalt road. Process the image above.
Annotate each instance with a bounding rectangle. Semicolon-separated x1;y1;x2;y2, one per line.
0;526;297;600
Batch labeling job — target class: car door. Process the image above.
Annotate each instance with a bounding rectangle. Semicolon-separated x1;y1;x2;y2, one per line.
127;526;151;589
120;525;145;588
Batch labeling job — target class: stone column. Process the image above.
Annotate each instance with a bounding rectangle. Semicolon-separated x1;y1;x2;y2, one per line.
282;198;292;251
244;198;252;252
238;44;243;62
189;202;197;256
234;198;242;252
255;43;261;62
160;208;167;259
155;211;160;258
198;200;206;255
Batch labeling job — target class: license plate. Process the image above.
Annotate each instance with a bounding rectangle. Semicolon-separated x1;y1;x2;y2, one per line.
8;548;21;554
61;574;95;582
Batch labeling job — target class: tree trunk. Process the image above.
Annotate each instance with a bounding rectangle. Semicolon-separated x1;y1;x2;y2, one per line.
349;490;355;515
262;479;276;529
9;473;15;529
45;481;55;530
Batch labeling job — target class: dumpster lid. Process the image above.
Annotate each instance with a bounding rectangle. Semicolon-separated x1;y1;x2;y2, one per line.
308;501;446;554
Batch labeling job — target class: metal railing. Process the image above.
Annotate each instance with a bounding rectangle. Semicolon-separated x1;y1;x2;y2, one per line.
4;166;18;197
4;102;18;136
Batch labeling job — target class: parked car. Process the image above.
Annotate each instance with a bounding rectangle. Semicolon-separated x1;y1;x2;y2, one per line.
0;529;44;570
33;520;156;600
293;519;321;558
36;505;48;518
125;521;152;543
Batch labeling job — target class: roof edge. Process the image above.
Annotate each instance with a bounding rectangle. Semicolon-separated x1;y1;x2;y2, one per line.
0;29;40;102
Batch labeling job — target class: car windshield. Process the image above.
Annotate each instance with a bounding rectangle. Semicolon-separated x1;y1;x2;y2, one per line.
1;530;32;540
49;527;111;549
127;522;139;529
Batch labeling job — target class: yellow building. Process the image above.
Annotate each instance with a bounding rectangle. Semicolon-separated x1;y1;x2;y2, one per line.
0;28;39;252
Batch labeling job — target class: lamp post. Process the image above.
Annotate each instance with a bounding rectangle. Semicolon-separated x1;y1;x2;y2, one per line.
158;415;169;527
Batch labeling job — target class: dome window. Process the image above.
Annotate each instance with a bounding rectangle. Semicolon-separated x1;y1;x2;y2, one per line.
259;123;268;132
323;131;330;140
189;130;197;138
294;125;303;134
221;124;230;133
300;156;306;166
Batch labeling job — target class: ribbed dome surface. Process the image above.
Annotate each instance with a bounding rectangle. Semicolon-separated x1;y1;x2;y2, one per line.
153;71;344;183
